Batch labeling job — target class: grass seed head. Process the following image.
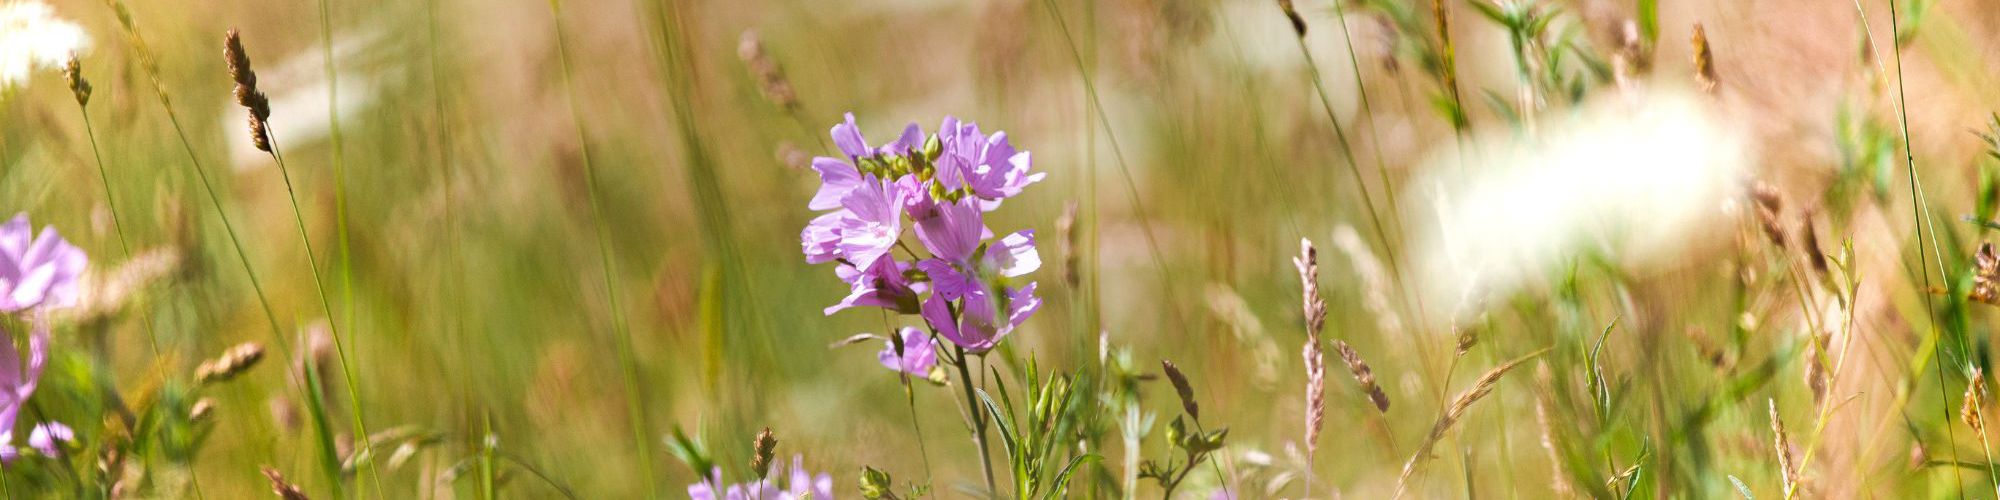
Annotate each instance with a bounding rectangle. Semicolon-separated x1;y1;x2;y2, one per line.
751;427;778;479
223;28;272;152
261;465;310;500
1161;359;1199;420
196;342;266;384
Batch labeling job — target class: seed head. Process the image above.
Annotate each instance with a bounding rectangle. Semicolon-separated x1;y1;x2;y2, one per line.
261;466;310;500
750;427;778;479
224;28;272;152
1334;340;1390;412
1160;359;1199;420
1692;23;1719;93
1965;368;1988;434
190;398;217;424
196;342;266;384
1277;0;1307;37
1974;243;2000;305
62;54;90;107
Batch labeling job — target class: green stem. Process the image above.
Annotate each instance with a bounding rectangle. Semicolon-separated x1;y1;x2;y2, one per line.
549;1;657;494
953;345;999;495
264;125;383;496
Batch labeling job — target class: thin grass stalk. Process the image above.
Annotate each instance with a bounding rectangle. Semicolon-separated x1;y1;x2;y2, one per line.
262;123;386;497
1389;347;1550;499
1288;37;1400;293
66;60;161;356
315;0;359;425
1042;0;1194;337
99;7;327;489
1882;0;1991;493
947;343;998;494
230;26;386;494
549;1;658;494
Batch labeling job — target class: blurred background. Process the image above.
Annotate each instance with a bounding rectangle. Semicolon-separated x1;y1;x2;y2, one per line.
10;0;2000;497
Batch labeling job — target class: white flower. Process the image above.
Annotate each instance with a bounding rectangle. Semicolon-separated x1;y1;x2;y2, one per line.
1409;89;1753;317
0;1;88;89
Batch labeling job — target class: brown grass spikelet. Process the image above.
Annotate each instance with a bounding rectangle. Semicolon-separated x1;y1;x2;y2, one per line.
189;398;217;424
1964;368;1987;433
737;30;798;111
1803;330;1829;405
196;342;266;384
1295;238;1328;462
1161;359;1200;420
1334;340;1390;412
1276;0;1307;37
1391;348;1549;499
223;28;272;152
1798;208;1830;279
62;54;91;107
1770;399;1800;498
261;465;310;500
1749;182;1788;250
1294;239;1327;336
1973;242;2000;305
1692;23;1718;93
751;427;778;479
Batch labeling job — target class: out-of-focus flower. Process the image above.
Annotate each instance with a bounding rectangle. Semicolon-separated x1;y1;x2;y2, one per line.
0;214;86;313
685;455;834;500
26;422;69;456
877;327;936;375
0;321;46;464
1410;90;1749;317
0;1;87;89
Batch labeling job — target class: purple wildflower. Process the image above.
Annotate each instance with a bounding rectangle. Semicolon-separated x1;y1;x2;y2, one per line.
877;327;936;375
824;259;921;316
684;455;834;500
26;422;70;457
920;282;1040;353
804;113;1043;353
0;214;86;312
0;322;46;465
934;117;1044;209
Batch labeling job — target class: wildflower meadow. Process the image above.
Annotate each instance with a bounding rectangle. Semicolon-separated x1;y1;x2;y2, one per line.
9;0;2000;498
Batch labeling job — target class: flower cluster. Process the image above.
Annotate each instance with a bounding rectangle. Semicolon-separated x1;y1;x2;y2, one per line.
687;455;834;500
802;114;1046;355
0;214;82;464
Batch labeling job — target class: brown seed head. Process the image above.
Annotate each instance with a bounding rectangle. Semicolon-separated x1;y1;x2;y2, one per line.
1965;368;1988;434
1160;359;1199;420
1057;201;1080;288
224;28;272;152
1294;239;1326;336
1277;0;1307;37
1334;340;1390;412
196;342;266;384
750;427;778;479
261;466;310;500
1974;243;2000;305
190;398;218;424
62;54;91;107
1692;23;1718;93
737;30;798;111
1770;399;1799;497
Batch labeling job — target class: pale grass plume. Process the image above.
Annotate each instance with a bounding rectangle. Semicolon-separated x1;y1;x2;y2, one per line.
1331;225;1403;336
1202;284;1281;389
1294;238;1327;492
1411;89;1750;317
1770;398;1800;498
0;1;87;89
1391;348;1549;499
1965;368;1987;434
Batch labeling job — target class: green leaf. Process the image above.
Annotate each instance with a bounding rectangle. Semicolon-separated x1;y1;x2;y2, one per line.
1041;455;1098;500
1728;475;1754;499
978;390;1022;464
